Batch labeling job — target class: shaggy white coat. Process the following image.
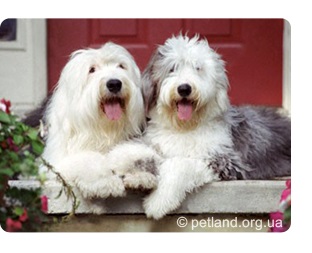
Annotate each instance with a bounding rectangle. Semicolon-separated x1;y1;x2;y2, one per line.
142;35;240;219
43;43;158;201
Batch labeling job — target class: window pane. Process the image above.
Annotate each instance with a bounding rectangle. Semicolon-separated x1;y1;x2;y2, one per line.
0;19;17;41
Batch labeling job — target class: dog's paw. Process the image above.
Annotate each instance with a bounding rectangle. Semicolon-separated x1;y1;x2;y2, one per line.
207;155;244;180
123;171;157;192
143;191;180;220
143;196;166;220
101;174;127;198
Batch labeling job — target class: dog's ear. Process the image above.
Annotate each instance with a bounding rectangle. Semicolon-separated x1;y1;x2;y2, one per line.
216;88;230;114
215;57;230;113
142;50;162;116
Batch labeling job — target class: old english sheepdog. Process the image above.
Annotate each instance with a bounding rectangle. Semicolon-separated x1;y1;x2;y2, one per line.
41;42;158;200
141;35;291;219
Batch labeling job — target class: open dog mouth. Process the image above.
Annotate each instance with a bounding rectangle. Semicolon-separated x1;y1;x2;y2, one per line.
100;97;125;121
176;98;195;121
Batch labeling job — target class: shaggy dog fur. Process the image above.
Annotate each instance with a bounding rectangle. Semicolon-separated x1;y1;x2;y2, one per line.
141;35;290;219
228;105;290;179
35;42;158;203
24;36;290;218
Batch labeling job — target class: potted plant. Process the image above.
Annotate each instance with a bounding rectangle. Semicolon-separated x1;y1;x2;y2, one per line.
0;98;47;232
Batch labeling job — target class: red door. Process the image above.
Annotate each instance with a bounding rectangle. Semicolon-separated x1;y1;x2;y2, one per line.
48;19;283;106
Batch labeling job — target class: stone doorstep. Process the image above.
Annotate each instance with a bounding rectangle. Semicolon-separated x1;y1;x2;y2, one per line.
8;179;287;215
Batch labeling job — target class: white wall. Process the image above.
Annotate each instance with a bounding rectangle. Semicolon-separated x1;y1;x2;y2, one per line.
0;19;47;116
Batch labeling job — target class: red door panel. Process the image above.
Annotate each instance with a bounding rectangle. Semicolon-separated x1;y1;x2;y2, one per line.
48;19;283;106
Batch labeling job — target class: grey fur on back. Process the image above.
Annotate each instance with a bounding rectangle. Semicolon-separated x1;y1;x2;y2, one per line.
227;105;291;179
22;95;51;127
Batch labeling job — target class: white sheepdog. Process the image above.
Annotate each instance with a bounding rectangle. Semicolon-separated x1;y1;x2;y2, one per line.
42;42;158;200
141;35;290;219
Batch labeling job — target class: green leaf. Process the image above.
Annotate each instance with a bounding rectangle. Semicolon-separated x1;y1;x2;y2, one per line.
27;129;39;141
13;135;24;146
0;168;14;176
13;206;24;216
0;111;11;124
31;141;44;155
284;207;291;223
7;151;19;161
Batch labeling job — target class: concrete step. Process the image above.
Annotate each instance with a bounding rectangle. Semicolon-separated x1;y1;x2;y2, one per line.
9;179;287;215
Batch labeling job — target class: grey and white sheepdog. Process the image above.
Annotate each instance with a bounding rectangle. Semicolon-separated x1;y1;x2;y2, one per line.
141;34;290;219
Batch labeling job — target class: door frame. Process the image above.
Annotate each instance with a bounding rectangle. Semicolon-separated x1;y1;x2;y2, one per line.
0;19;47;115
1;19;289;114
283;20;291;112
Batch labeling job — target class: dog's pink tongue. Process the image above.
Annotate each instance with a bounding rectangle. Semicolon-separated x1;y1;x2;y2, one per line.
104;102;122;121
177;101;193;121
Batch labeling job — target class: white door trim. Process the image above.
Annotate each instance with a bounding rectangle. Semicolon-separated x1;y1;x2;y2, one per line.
283;20;291;112
0;19;47;116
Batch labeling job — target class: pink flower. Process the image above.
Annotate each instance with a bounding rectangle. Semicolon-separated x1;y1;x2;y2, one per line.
0;98;11;114
281;188;291;202
6;218;22;232
7;137;19;152
281;179;291;202
279;179;291;214
269;212;287;232
41;195;48;213
270;179;291;232
286;179;291;189
19;208;28;222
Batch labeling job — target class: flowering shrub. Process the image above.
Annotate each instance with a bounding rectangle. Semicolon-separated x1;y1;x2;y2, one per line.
0;98;48;232
270;179;291;232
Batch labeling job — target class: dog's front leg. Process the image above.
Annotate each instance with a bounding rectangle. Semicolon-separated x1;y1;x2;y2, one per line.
143;157;220;220
52;151;126;199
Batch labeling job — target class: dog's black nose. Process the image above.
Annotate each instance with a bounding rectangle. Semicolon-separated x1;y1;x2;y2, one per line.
177;84;192;97
107;79;122;93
